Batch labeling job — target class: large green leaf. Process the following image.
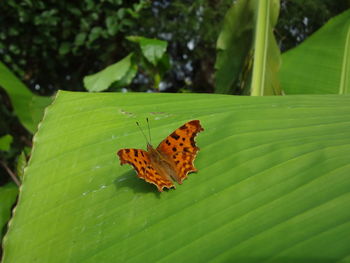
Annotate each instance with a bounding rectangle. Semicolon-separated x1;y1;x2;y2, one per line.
0;182;18;240
215;0;281;95
0;62;52;133
280;9;350;95
3;92;350;262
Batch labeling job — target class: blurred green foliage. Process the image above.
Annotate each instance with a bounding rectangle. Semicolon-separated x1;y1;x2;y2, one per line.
0;0;150;94
0;182;18;240
1;0;347;95
0;135;13;152
0;0;236;94
84;37;170;92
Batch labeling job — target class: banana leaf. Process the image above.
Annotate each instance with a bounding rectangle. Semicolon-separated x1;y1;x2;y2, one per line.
215;0;281;95
2;91;350;262
280;9;350;95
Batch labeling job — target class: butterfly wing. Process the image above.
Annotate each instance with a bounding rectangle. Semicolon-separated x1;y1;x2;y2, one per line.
117;148;174;192
156;120;204;184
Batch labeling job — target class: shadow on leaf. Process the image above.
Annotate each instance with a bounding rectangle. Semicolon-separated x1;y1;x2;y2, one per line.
113;170;161;198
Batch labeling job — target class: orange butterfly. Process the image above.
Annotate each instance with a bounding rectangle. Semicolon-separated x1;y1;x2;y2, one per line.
117;120;204;192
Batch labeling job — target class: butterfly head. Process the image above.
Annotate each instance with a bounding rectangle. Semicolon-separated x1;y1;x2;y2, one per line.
147;142;163;163
147;143;154;152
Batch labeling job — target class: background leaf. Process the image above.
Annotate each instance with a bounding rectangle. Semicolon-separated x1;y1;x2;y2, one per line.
2;92;350;262
250;0;281;96
215;0;281;95
0;135;13;151
127;36;168;66
83;53;136;92
0;182;18;240
280;9;350;95
215;0;255;94
15;151;27;181
0;61;52;133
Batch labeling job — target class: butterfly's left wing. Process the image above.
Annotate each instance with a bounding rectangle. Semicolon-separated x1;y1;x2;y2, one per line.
117;148;174;191
156;120;204;184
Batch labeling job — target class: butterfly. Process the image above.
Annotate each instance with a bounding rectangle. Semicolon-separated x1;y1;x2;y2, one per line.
117;120;204;192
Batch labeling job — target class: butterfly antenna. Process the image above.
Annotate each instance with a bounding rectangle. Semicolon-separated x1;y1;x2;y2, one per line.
136;121;150;144
146;118;152;145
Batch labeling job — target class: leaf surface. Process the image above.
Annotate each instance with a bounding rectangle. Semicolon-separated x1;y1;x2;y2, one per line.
2;92;350;262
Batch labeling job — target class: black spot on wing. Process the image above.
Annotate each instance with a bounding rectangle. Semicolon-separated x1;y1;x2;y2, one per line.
171;132;180;140
125;149;130;153
134;149;138;157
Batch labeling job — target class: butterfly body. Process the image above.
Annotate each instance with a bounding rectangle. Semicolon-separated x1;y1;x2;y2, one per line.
147;143;176;183
117;120;204;192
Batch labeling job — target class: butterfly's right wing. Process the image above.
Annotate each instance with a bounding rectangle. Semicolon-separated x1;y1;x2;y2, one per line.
117;148;174;192
156;120;204;184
